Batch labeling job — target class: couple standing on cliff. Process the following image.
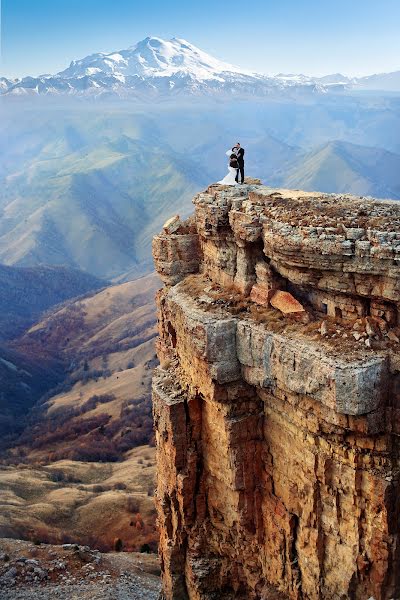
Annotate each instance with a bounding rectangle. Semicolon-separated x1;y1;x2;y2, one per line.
218;142;245;186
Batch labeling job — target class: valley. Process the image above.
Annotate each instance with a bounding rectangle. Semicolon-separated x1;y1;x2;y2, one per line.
0;264;104;340
0;273;160;553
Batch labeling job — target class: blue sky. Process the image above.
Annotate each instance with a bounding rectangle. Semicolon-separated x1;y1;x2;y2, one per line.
1;0;400;78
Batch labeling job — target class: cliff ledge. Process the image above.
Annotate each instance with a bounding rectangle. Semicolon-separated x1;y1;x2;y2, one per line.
152;182;400;600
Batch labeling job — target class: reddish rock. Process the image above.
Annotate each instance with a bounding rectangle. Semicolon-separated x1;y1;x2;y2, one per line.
270;290;305;317
250;283;273;306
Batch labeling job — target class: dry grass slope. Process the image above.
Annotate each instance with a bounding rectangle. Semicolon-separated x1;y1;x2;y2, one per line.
1;273;161;552
0;447;156;551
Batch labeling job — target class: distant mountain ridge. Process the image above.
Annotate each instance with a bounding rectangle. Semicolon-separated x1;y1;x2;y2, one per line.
2;36;399;99
271;140;400;199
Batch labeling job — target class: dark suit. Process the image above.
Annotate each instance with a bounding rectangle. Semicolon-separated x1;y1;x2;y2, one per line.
234;147;245;183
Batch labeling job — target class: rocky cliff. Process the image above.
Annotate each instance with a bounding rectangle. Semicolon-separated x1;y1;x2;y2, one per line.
152;182;400;600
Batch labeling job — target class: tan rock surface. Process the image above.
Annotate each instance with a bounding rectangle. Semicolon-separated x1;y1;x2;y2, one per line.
152;184;400;600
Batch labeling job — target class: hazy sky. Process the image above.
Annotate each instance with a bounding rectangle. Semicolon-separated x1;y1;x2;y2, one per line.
1;0;400;78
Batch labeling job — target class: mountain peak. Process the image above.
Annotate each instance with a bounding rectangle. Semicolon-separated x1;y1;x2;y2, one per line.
55;36;248;83
3;35;399;98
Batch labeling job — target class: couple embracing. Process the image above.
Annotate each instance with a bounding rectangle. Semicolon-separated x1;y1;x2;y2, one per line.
218;142;245;186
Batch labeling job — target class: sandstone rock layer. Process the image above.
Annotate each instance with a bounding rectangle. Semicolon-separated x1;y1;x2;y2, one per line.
152;184;400;600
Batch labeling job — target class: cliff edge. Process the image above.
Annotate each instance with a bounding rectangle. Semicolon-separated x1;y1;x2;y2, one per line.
152;182;400;599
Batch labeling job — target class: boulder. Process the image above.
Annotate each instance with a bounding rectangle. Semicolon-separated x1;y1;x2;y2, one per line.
250;283;273;306
163;215;181;234
270;290;305;317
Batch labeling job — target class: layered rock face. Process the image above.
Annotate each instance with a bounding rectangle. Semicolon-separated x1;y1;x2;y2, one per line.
152;183;400;600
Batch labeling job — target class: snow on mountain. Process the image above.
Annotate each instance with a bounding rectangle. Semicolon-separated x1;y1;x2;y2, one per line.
355;71;400;92
59;36;253;81
0;77;18;93
1;37;335;99
1;36;399;99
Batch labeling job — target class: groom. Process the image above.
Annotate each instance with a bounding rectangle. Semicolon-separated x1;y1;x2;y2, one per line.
233;142;245;184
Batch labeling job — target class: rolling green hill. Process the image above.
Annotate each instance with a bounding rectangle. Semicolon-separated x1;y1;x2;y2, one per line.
271;140;400;199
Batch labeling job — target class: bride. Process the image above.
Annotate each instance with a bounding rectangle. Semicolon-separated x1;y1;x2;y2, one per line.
218;149;239;185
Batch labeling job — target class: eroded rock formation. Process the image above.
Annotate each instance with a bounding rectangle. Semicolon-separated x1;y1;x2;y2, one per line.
152;182;400;599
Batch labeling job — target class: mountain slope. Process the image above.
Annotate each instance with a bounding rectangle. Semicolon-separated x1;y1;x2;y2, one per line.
271;140;400;199
11;272;159;456
0;110;208;279
16;272;158;367
0;272;159;441
0;264;103;440
0;343;62;441
0;264;104;340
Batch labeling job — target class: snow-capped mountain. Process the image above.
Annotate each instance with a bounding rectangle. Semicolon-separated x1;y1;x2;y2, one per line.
1;37;343;99
59;36;252;81
1;36;399;99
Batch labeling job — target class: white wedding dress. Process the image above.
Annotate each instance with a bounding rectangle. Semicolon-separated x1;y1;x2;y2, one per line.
217;149;238;185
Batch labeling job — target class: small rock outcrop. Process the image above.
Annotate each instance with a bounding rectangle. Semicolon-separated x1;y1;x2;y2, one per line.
152;183;400;599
